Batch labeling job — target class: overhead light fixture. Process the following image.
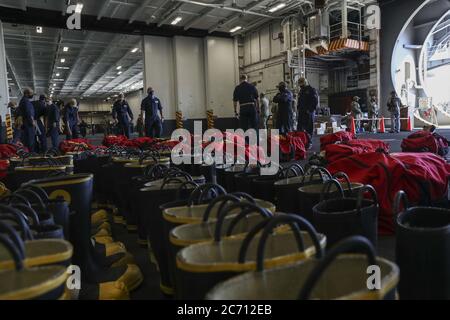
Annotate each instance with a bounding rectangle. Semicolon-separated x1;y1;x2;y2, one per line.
131;48;139;53
53;84;56;87
57;67;70;70
63;47;69;52
116;66;122;70
56;73;60;77
60;58;65;63
268;3;286;13
230;26;242;33
118;71;122;75
171;16;182;25
75;3;84;14
36;26;43;33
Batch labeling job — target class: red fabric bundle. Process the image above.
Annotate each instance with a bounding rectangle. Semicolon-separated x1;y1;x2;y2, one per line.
59;139;95;153
401;130;449;156
327;151;450;235
0;160;9;179
320;131;355;151
131;137;154;148
325;139;390;164
287;131;310;146
102;135;130;147
278;134;307;160
0;144;21;159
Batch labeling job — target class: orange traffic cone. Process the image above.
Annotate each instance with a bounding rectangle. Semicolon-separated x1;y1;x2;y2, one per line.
349;116;356;135
406;116;413;132
379;117;385;133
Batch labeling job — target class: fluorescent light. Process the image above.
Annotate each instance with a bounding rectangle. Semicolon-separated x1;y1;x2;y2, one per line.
75;3;84;13
171;17;182;25
53;79;64;81
56;73;60;77
60;58;65;63
131;47;138;53
116;66;122;70
36;26;43;33
230;26;242;33
268;3;286;13
63;47;69;52
118;71;122;75
57;67;70;70
53;84;56;87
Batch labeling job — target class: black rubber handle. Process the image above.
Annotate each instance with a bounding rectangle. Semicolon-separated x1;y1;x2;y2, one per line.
202;194;240;222
139;154;158;164
393;190;409;218
3;193;31;208
226;206;273;237
197;184;227;205
298;236;377;300
0;205;34;240
356;185;379;213
188;183;226;206
11;203;41;226
214;202;271;242
284;163;305;178
15;189;46;211
319;179;345;202
332;172;353;195
0;221;25;259
229;192;256;203
308;167;332;183
175;181;200;201
254;214;323;271
25;184;49;201
0;233;24;270
160;177;185;190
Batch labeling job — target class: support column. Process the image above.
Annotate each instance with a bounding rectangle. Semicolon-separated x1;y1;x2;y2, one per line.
341;0;348;39
369;28;381;111
0;21;10;124
142;35;176;120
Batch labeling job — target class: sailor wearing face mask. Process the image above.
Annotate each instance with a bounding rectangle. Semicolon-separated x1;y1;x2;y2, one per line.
112;93;133;138
140;87;164;138
45;97;60;149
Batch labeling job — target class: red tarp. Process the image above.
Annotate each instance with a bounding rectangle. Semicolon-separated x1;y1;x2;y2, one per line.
327;151;450;235
324;139;390;164
59;139;95;153
0;144;22;159
320;131;355;151
401;130;449;156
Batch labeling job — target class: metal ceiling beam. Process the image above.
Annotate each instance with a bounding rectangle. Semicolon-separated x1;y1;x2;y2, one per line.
157;2;185;27
5;55;23;93
25;33;36;92
208;0;274;33
47;29;63;95
81;40;142;97
59;32;93;96
176;0;273;18
129;0;152;24
98;0;114;20
0;6;231;38
71;34;124;96
20;0;27;11
99;62;143;97
183;0;224;30
145;0;174;24
231;0;311;35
